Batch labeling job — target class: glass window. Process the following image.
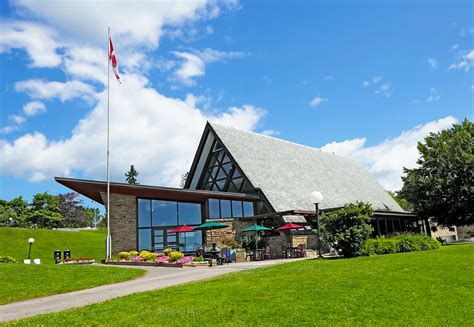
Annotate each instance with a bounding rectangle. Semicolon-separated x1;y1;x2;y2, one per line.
216;167;227;180
138;228;151;251
232;201;243;218
178;202;202;225
220;200;231;218
243;201;254;217
215;179;226;190
181;231;203;252
137;199;151;227
209;199;220;219
152;200;177;227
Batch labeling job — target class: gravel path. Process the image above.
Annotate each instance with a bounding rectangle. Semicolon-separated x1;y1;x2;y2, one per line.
0;258;308;323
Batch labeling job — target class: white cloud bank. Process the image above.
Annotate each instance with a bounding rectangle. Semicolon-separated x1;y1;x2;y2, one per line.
320;116;458;191
309;96;328;107
0;75;265;184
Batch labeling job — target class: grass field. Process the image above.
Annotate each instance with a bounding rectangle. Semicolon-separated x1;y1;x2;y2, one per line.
8;244;473;326
0;227;107;264
0;228;145;304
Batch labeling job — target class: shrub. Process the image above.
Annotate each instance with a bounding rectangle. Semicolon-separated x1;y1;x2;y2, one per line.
163;248;172;255
145;253;157;261
364;234;441;256
118;252;131;260
320;201;374;258
139;250;152;258
0;256;19;263
129;250;139;256
168;251;184;261
193;256;205;262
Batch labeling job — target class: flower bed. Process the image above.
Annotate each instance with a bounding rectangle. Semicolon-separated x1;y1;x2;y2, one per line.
62;258;96;265
106;250;210;268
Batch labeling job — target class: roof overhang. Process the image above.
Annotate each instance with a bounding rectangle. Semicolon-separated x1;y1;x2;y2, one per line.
55;177;261;205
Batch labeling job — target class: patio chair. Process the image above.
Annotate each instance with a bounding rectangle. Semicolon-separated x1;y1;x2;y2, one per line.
297;244;307;258
281;245;289;259
436;236;448;246
217;247;229;265
263;245;271;260
245;248;253;261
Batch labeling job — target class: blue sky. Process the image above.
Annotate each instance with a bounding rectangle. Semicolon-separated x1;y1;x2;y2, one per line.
0;0;472;204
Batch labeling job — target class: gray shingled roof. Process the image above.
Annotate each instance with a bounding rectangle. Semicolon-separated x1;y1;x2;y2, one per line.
209;123;403;212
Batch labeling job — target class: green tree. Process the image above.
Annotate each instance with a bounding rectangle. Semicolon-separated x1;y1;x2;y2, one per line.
180;171;189;188
58;192;95;228
320;201;374;258
388;191;413;212
125;165;139;184
26;193;63;228
400;119;473;227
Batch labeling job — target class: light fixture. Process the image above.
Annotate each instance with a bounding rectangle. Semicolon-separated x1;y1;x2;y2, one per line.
309;191;323;258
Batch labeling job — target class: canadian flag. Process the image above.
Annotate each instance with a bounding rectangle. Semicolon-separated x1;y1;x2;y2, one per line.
109;36;120;83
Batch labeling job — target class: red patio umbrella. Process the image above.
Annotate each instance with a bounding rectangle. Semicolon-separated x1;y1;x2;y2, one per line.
169;225;195;252
276;223;304;231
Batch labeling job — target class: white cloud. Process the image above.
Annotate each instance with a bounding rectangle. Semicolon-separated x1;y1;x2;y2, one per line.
362;81;370;87
0;20;61;67
320;116;458;190
375;84;393;97
451;44;459;50
372;76;383;84
309;96;328;107
23;101;47;116
428;58;438;69
10;0;225;49
0;126;18;134
0;74;266;184
9;114;26;125
460;27;474;37
449;49;474;72
15;79;95;102
171;48;245;86
426;88;440;103
260;130;280;137
323;75;335;80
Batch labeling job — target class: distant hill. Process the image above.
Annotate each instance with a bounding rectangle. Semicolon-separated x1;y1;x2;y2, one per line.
0;228;106;264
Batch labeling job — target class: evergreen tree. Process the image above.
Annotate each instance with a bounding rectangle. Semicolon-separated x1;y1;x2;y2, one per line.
125;165;139;184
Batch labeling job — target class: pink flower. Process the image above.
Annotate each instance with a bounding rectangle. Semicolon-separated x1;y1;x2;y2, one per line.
156;256;170;263
131;256;143;262
175;256;195;264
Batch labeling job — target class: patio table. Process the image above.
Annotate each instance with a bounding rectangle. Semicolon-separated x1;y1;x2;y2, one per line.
287;247;299;258
205;250;220;259
253;249;264;261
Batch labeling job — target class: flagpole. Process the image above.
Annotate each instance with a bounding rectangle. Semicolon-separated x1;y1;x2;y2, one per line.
106;27;112;259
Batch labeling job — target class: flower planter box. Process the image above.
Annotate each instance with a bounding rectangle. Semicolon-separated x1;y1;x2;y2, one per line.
183;261;211;268
61;260;97;265
105;260;184;268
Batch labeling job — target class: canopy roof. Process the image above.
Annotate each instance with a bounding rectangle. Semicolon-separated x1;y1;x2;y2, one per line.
206;123;403;212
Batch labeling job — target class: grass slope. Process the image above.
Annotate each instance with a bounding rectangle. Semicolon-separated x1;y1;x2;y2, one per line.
0;228;145;305
0;227;107;264
9;245;473;326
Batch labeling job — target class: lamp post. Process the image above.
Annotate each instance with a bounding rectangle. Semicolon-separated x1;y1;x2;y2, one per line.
309;191;323;258
27;238;35;260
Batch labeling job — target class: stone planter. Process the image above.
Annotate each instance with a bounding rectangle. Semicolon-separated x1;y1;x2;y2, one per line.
105;260;184;268
235;249;247;263
183;261;210;268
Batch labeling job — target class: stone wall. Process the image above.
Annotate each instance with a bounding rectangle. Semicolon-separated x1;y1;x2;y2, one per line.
100;192;137;255
205;218;254;247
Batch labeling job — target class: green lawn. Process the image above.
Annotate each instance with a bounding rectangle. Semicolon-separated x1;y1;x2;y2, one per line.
0;264;145;305
0;227;108;264
0;228;145;305
8;245;473;326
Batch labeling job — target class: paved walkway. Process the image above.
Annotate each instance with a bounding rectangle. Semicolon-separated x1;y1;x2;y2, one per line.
0;258;308;323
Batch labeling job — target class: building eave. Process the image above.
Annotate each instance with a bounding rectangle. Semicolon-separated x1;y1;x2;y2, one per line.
55;177;261;205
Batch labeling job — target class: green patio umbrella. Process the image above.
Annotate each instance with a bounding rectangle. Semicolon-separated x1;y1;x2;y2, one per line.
194;222;228;246
242;224;272;260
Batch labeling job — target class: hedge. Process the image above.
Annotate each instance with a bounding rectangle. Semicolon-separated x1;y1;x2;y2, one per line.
363;234;441;256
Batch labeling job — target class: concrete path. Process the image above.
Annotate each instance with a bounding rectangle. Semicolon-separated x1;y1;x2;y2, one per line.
0;258;309;323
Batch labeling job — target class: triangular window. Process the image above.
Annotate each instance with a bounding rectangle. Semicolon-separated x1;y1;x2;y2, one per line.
197;140;254;193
